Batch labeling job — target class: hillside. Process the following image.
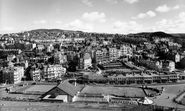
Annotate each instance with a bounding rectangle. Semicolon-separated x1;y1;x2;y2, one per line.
150;31;173;37
136;31;174;37
29;29;83;34
171;33;185;38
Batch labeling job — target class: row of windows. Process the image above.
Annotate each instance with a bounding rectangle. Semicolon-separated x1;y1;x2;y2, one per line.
108;76;178;81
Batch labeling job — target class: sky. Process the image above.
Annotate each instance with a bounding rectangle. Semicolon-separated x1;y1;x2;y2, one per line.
0;0;185;34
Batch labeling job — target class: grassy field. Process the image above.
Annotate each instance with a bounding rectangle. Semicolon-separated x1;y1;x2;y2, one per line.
150;84;185;109
24;85;55;92
0;84;56;101
150;84;185;95
0;101;122;111
81;85;145;97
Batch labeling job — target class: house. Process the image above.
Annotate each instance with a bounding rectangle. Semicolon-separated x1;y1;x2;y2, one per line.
41;80;83;102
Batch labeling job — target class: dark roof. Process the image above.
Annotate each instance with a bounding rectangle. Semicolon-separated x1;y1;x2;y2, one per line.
56;80;82;96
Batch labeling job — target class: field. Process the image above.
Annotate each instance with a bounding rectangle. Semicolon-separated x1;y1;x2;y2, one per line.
24;85;55;93
1;100;164;111
0;84;56;101
0;101;122;111
150;84;185;109
81;85;146;97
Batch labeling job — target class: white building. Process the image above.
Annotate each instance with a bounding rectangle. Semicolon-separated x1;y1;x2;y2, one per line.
95;49;103;64
83;53;92;69
109;47;118;61
162;60;175;72
47;44;54;52
43;65;66;80
30;68;41;81
175;53;180;63
120;45;133;57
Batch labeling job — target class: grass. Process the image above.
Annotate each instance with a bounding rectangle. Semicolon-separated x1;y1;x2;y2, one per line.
81;85;145;97
151;84;185;94
0;101;121;111
14;85;33;92
1;101;173;111
24;85;55;93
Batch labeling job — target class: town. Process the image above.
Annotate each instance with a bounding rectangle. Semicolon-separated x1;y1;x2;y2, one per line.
0;29;185;111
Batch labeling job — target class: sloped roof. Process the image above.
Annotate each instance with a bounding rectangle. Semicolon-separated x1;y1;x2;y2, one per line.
180;97;185;105
57;80;82;96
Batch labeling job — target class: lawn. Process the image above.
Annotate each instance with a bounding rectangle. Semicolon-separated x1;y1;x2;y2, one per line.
25;85;55;93
81;85;145;97
150;84;185;109
0;101;118;111
151;84;185;95
0;100;163;111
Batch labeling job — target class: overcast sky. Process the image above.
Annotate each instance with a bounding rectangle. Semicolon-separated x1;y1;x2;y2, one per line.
0;0;185;34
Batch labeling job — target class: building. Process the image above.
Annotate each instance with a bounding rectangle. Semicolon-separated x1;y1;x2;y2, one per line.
77;52;92;69
83;53;92;69
95;49;103;64
109;47;118;61
101;48;109;63
138;59;162;71
167;52;181;63
78;58;84;69
30;68;41;81
7;54;16;62
120;45;128;56
43;65;66;81
0;66;24;84
74;38;85;43
175;53;181;63
162;60;175;72
46;44;54;53
41;80;83;102
32;43;37;49
37;44;45;51
168;42;181;51
0;49;22;56
29;56;49;63
57;38;72;43
0;60;14;68
54;52;67;64
83;71;179;85
123;45;133;57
